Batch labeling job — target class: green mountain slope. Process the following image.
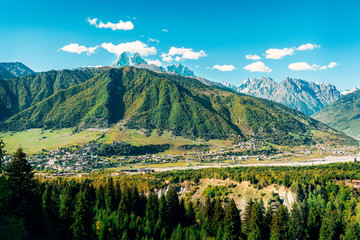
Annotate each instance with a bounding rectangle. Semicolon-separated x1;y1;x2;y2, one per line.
313;90;360;137
0;68;15;79
0;62;35;77
0;67;355;145
0;68;108;121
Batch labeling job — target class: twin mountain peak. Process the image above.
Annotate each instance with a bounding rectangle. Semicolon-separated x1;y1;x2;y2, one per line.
112;52;195;77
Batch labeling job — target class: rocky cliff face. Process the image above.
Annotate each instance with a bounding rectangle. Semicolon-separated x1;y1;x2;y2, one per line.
166;64;195;77
225;77;342;116
112;53;194;77
0;62;35;77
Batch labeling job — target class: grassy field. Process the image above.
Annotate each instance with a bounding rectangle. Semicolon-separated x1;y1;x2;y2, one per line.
97;127;230;155
0;127;230;154
0;128;104;154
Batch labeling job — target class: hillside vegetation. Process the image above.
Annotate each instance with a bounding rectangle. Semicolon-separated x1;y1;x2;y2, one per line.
0;67;355;146
313;90;360;137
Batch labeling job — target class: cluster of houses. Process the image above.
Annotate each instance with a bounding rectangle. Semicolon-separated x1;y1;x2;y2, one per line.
2;140;359;176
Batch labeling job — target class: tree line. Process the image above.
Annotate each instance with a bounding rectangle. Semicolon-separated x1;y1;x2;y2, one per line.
1;143;360;239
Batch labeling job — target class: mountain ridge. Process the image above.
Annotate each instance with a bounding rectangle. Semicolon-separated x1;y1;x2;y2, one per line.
313;89;360;137
112;52;195;77
0;62;35;78
0;66;355;146
218;77;342;116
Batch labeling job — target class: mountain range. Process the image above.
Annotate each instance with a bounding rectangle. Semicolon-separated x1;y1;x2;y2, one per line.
219;77;342;116
0;62;35;79
341;86;360;96
112;52;195;77
0;66;354;146
313;89;360;137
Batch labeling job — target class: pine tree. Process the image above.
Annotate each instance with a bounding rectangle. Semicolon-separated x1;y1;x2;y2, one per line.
179;198;187;226
145;192;159;229
0;138;5;171
223;199;241;240
96;185;106;210
114;181;121;209
6;148;37;230
270;204;289;240
105;177;115;212
247;201;265;240
72;190;93;240
0;141;26;240
131;184;140;216
289;202;305;240
264;205;273;240
319;210;343;240
243;198;254;235
306;206;322;239
185;201;196;227
213;197;225;228
59;183;77;237
203;196;214;220
166;186;180;230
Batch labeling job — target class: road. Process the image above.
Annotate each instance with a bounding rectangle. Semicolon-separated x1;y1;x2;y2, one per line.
152;154;360;172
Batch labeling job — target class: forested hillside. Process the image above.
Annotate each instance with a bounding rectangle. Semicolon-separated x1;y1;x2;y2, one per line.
0;67;355;145
313;90;360;137
2;144;360;240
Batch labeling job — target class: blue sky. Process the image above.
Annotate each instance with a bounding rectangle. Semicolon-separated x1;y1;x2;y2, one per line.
1;0;360;90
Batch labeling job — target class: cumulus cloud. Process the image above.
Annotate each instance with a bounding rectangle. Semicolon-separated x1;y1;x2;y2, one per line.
60;43;99;55
162;29;168;32
288;62;318;71
87;17;134;31
265;48;295;59
161;47;207;62
265;43;320;59
328;61;338;68
101;41;156;56
297;43;320;51
147;59;162;67
212;65;236;71
243;61;272;72
245;54;261;60
289;61;338;71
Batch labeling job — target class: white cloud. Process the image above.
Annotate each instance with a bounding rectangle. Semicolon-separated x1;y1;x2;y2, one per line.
162;55;173;62
87;17;134;31
60;43;99;55
319;65;327;70
243;61;272;72
148;38;160;44
147;59;162;67
85;65;103;68
212;65;236;71
297;43;320;51
265;48;295;59
289;61;338;71
288;62;318;71
101;41;156;56
265;43;320;59
328;61;338;68
245;54;261;60
161;47;207;62
162;29;168;32
195;65;199;68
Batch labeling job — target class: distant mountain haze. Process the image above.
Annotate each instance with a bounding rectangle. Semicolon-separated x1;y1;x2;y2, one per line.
219;77;342;116
0;62;35;78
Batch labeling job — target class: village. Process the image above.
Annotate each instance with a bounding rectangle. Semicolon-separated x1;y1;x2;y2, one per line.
2;140;360;176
